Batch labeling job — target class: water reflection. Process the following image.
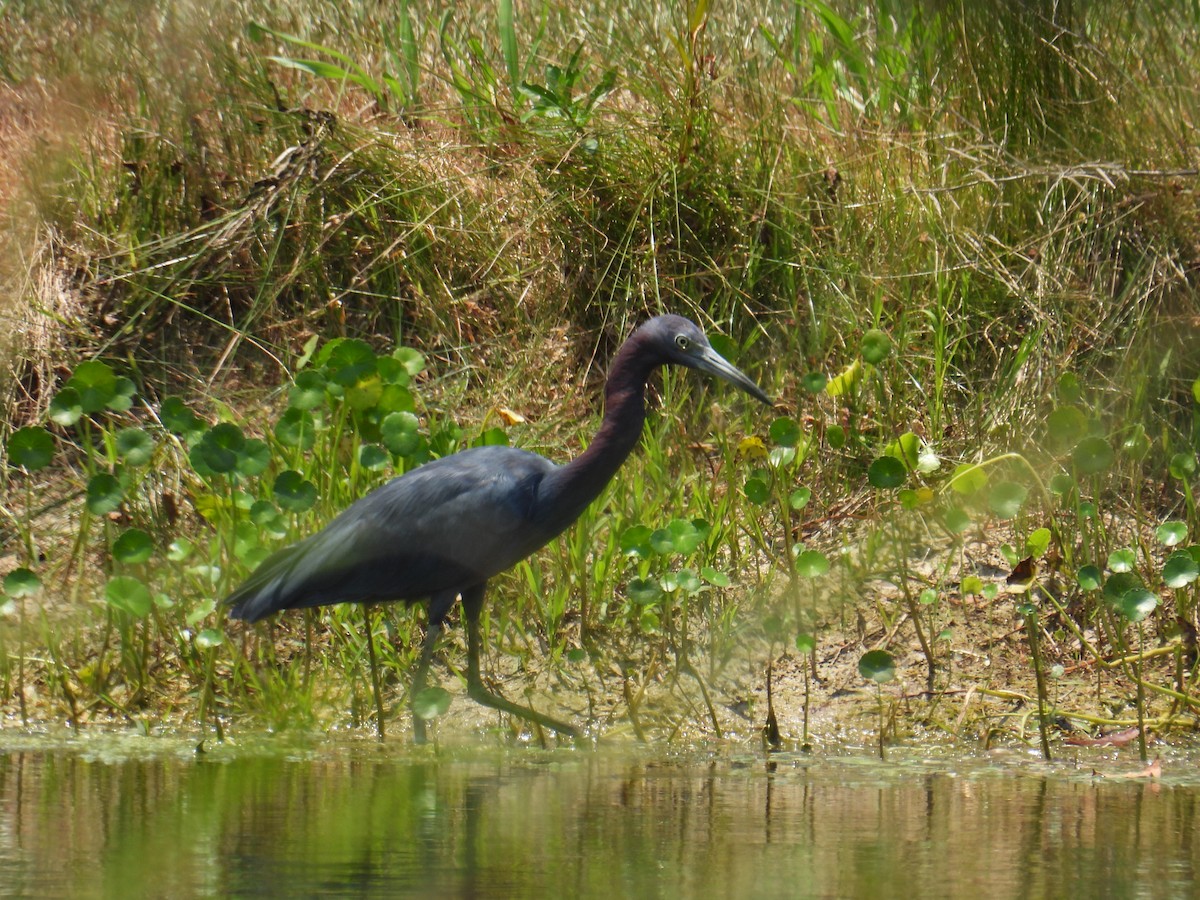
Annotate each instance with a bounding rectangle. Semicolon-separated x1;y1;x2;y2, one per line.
1;740;1197;898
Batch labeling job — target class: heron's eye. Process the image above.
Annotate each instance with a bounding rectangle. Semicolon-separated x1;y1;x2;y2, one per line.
675;334;690;351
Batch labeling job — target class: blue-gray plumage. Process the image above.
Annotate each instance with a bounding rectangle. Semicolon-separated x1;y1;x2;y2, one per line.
224;314;770;742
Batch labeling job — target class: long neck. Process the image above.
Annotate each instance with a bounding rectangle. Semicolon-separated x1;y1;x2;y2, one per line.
536;335;659;536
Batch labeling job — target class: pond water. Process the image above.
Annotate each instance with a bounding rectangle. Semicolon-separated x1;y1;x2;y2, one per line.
1;733;1197;899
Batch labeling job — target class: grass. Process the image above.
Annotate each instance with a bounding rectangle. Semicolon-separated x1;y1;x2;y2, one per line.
2;0;1200;752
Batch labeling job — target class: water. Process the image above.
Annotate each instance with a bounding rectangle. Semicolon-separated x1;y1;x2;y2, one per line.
2;734;1198;898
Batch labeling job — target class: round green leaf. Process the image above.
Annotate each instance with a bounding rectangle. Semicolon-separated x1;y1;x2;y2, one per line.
105;575;152;618
1072;436;1114;475
1048;473;1075;497
701;567;730;587
199;423;245;473
69;360;117;413
166;537;195;563
619;525;653;558
1103;571;1142;604
1076;564;1103;591
1117;588;1158;622
237;438;271;477
1162;551;1199;589
4;568;41;598
1156;521;1188;547
1045;405;1088;451
628;577;663;605
769;417;801;448
826;424;846;449
795;633;816;654
358;443;390;470
413;686;452;720
393;346;426;377
743;477;770;504
789;487;812;510
273;470;318;511
381;411;420;457
801;372;827;394
867;456;906;488
112;528;154;564
949;463;988;495
859;649;896;683
48;387;83;426
195;628;225;649
1120;424;1151;460
1107;548;1136;573
115;427;155;466
289;370;327;410
860;329;891;365
988;481;1028;519
795;549;830;578
7;426;55;471
86;473;124;515
1170;453;1198;480
942;506;972;534
275;408;317;451
160;396;204;437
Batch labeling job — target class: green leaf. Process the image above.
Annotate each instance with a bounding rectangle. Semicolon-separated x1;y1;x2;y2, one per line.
1025;527;1052;558
275;408;317;450
48;387;83;426
1170;453;1198;480
1156;521;1188;547
1072;436;1114;475
769;417;802;447
105;575;152;618
867;456;906;488
628;577;663;605
826;424;846;449
801;372;827;394
7;426;55;471
1107;548;1136;573
4;568;41;598
795;633;816;654
858;649;896;683
273;470;318;512
69;360;118;413
195;628;225;649
289;370;327;410
942;506;971;534
795;549;830;577
198;423;245;473
1116;588;1158;622
743;477;770;504
358;443;390;470
860;329;891;365
1162;552;1199;589
413;686;453;720
789;487;812;510
166;537;195;563
619;525;654;558
381;411;420;457
988;481;1028;519
1075;566;1099;595
961;574;984;595
115;427;155;466
237;438;271;477
86;473;124;515
393;346;425;377
949;463;987;494
701;567;730;587
112;528;154;564
160;396;204;437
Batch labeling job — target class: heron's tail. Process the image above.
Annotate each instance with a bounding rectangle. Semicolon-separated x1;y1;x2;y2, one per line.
222;542;308;623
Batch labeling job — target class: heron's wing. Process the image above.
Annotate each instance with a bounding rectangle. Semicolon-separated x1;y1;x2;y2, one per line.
224;446;556;621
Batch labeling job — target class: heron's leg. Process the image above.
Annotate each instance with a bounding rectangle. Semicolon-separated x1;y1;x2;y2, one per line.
461;583;580;740
410;591;454;745
364;604;386;742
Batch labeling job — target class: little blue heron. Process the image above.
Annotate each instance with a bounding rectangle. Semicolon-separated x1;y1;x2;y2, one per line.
224;314;770;742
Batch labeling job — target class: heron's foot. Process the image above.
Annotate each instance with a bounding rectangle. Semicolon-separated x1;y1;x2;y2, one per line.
467;681;581;740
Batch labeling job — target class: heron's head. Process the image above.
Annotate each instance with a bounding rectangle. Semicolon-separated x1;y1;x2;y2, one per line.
641;314;771;405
